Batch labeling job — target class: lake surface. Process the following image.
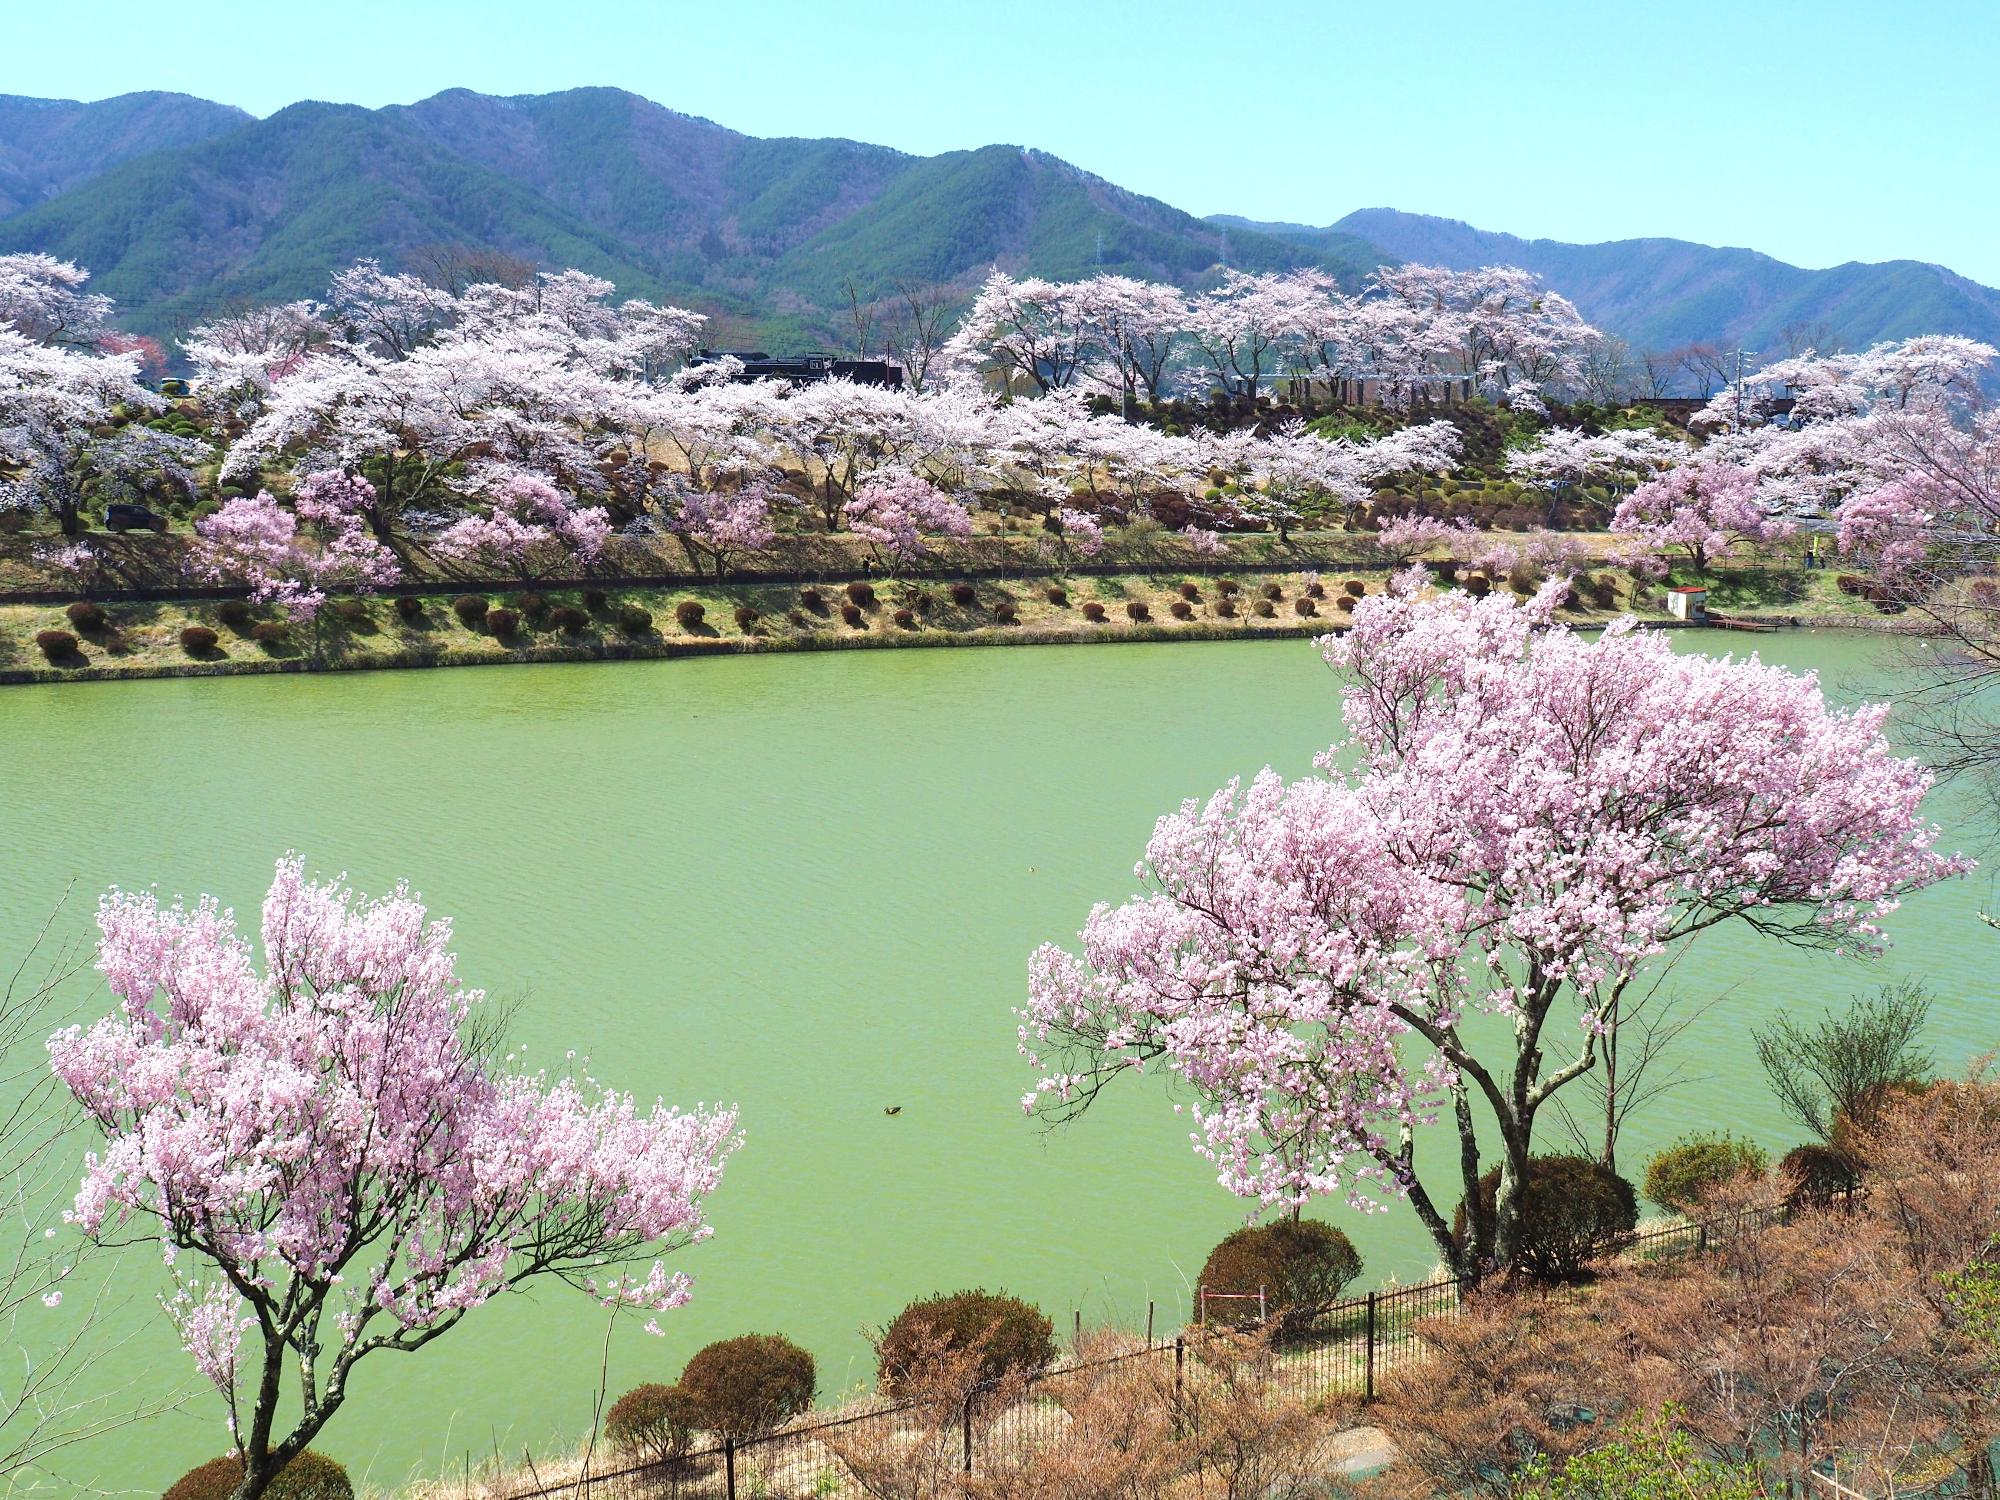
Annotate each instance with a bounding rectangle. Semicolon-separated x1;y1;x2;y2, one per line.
1;631;1993;1493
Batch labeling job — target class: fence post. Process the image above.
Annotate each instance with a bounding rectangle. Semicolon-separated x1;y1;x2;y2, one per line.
1364;1291;1378;1402
724;1436;736;1500
962;1389;974;1474
1174;1334;1185;1399
1697;1219;1709;1255
1146;1301;1155;1344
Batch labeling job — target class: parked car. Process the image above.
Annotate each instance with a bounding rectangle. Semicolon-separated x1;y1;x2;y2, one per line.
103;503;166;533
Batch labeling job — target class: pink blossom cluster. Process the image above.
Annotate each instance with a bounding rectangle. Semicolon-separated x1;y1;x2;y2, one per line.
435;475;610;572
49;857;738;1419
192;491;400;619
1053;506;1104;557
1023;581;1966;1215
843;471;973;564
1612;460;1795;571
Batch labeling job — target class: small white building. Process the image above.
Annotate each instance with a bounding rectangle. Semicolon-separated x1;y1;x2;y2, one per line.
1665;585;1708;622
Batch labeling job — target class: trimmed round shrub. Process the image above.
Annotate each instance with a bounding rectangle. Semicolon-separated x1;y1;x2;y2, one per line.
617;604;652;634
1335;595;1356;614
249;621;287;644
1216;597;1237;618
678;1334;816;1441
786;608;809;628
1198;1220;1363;1338
35;629;78;659
1464;574;1492;598
65;600;106;631
1253;599;1276;618
1044;585;1068;606
548;605;589;633
1170;599;1194;620
582;587;608;611
395;594;424;623
799;586;826;612
1343;579;1366;597
950;582;977;606
485;607;521;637
674;599;705;630
218;599;252;629
893;607;917;629
1178;582;1201;601
841;602;864;626
877;1290;1055;1396
1081;601;1107;622
163;1449;352;1500
453;595;488;628
734;604;759;631
994;600;1018;624
846;580;875;607
1643;1133;1770;1213
513;590;548;619
1452;1155;1639;1282
179;625;219;653
1303;581;1326;600
330;598;366;622
1779;1144;1859;1208
606;1382;699;1465
1262;583;1283;601
1124;599;1150;621
1294;597;1317;617
1217;578;1241;596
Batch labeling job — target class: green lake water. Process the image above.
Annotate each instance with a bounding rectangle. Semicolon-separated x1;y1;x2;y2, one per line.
1;631;1993;1494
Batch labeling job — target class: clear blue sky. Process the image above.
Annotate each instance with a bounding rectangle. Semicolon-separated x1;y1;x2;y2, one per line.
7;0;1996;284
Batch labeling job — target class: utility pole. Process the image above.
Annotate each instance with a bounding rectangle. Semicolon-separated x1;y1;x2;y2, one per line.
1732;346;1756;426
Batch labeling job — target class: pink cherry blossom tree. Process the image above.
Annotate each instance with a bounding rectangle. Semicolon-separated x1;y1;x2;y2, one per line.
48;857;738;1500
431;473;611;580
660;476;782;578
192;490;400;618
1022;582;1964;1277
844;470;973;569
1612;460;1796;574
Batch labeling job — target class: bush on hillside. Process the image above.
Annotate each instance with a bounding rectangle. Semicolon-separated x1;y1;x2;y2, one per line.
1294;597;1317;616
1643;1133;1770;1214
1198;1220;1363;1338
1124;599;1150;621
163;1449;352;1500
249;621;288;644
617;604;652;634
606;1382;699;1464
734;604;759;631
841;602;864;626
1081;601;1107;622
453;595;488;628
35;629;78;659
1045;585;1068;606
485;608;520;637
1170;599;1193;619
893;607;916;629
218;599;252;629
950;582;977;606
877;1290;1056;1396
1453;1155;1639;1282
674;599;705;629
65;600;106;631
800;586;826;612
846;580;875;607
1779;1144;1859;1208
548;605;589;633
179;625;219;653
678;1334;817;1440
395;594;424;623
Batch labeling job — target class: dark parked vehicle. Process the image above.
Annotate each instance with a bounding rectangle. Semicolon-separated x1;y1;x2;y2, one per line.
688;349;905;389
104;503;166;533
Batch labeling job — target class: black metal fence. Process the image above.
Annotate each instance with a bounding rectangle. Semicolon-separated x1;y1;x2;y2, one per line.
494;1193;1830;1499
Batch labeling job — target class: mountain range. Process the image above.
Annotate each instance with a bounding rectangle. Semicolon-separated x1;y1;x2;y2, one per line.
3;86;1997;374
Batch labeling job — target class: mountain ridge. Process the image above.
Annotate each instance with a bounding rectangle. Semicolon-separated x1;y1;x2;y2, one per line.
2;88;1995;367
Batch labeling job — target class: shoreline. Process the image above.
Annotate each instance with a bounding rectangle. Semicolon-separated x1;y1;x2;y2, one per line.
0;604;1930;690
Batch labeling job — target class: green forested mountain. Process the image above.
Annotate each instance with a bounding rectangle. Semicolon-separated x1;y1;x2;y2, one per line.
0;91;250;218
1216;208;2000;359
2;87;1995;366
0;87;1376;349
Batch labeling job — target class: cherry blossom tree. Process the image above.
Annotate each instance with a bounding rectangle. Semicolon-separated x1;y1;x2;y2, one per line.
1364;514;1454;566
1612;460;1795;574
659;476;782;578
192;490;400;618
844;470;972;567
49;857;738;1500
1021;581;1964;1276
1076;275;1189;409
0;328;204;535
1052;505;1105;558
1188;270;1326;399
0;254;113;349
941;272;1097;395
432;474;610;580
